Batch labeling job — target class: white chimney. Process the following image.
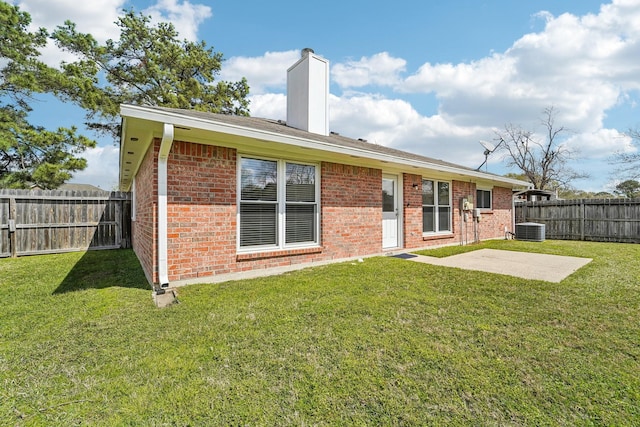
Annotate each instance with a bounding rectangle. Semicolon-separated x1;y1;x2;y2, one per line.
286;48;329;136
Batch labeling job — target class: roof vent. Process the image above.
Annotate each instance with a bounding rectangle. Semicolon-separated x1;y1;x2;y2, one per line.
515;222;546;242
301;47;315;57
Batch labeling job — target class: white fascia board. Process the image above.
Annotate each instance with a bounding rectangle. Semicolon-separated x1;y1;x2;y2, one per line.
120;104;532;189
119;116;129;189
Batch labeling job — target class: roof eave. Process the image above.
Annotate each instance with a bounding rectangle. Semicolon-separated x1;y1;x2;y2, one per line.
119;104;533;190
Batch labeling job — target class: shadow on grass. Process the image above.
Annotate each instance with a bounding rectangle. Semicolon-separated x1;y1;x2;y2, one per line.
54;249;150;294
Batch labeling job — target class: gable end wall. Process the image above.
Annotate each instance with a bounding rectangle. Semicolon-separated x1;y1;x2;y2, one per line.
132;139;158;285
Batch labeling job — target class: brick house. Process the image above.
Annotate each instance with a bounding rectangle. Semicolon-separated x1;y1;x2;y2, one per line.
119;50;531;289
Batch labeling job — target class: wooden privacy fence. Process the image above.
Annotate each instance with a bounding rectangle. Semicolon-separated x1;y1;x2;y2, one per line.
0;189;131;258
515;198;640;243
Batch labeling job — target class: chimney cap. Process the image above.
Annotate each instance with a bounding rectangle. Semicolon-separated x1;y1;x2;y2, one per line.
301;48;315;57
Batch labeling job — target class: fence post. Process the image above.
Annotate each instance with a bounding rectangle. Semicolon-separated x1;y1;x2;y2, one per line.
115;194;122;249
580;199;585;241
9;197;17;258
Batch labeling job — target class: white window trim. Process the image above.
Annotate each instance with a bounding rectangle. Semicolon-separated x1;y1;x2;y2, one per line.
422;178;453;236
236;155;321;253
476;187;493;210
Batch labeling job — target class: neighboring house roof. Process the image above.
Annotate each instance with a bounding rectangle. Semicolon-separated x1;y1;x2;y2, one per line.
58;183;107;192
27;183;106;192
119;104;533;192
514;188;558;201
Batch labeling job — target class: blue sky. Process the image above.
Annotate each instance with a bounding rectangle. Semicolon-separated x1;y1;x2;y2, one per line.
9;0;640;191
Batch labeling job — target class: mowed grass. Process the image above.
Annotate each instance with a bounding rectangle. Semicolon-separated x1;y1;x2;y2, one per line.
1;241;639;425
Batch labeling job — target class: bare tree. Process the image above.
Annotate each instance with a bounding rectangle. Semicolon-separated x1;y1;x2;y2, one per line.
495;106;588;190
611;127;640;180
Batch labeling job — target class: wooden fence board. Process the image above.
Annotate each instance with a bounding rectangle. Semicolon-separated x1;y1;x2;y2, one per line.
0;189;131;257
0;197;9;257
516;198;640;243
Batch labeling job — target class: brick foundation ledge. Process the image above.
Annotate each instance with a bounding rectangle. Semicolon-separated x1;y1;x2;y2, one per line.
236;246;324;262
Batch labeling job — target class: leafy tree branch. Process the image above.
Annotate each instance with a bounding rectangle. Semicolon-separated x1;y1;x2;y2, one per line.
0;2;95;189
51;10;251;140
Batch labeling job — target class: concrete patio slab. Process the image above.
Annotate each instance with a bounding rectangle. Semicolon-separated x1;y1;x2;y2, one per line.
399;249;592;283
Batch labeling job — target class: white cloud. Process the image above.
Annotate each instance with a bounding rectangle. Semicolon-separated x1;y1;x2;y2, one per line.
220;50;301;94
332;52;407;89
142;0;212;41
395;0;640;136
13;0;126;66
13;0;212;66
69;145;120;190
565;128;634;158
248;93;286;120
329;94;493;166
403;54;517;98
14;0;125;42
221;50;408;95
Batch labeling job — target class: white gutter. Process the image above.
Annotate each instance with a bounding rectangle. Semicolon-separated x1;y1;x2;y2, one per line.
158;123;174;288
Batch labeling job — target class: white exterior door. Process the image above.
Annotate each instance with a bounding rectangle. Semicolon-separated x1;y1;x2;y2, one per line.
382;175;399;248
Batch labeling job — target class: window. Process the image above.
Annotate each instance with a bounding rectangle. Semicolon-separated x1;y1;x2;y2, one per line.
239;157;318;250
476;189;492;209
285;163;317;244
422;179;451;233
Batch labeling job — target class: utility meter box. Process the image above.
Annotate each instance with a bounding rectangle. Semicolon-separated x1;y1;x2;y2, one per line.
461;197;474;211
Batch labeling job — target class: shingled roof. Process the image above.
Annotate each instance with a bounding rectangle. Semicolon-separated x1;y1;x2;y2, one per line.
145;105;483;174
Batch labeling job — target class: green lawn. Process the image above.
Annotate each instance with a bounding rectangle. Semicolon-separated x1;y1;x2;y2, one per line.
1;240;639;425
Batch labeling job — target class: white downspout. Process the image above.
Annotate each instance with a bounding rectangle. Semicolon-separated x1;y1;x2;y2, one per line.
158;123;174;288
511;192;516;237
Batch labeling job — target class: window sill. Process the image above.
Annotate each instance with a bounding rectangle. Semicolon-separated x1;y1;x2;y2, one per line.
422;233;455;241
237;246;323;261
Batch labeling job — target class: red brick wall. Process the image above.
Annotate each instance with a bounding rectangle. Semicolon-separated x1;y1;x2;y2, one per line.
132;139;158;284
451;180;511;243
401;179;511;249
478;186;512;240
132;140;386;284
130;138;514;285
321;163;382;258
403;173;424;248
453;180;475;245
166;141;237;282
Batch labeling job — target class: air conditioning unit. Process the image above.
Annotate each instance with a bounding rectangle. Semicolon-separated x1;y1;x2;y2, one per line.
515;222;545;242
